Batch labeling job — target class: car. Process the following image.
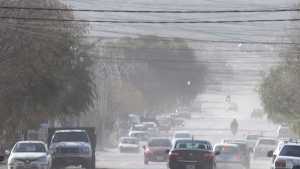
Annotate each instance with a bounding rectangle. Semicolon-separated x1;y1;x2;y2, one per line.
213;143;244;169
157;118;172;131
167;139;216;169
142;122;159;136
7;141;51;169
277;125;290;139
253;138;278;159
268;142;300;169
130;124;148;132
49;129;93;169
246;134;260;149
172;131;193;145
143;137;172;164
223;140;251;169
119;137;140;153
128;131;150;142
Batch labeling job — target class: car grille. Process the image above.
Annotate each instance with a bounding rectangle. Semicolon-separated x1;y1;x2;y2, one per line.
58;147;80;153
16;165;39;169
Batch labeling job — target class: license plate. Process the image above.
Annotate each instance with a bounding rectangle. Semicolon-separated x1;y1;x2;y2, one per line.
185;165;196;169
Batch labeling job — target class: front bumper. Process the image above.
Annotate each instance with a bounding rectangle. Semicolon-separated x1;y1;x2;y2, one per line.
8;162;49;169
52;155;91;167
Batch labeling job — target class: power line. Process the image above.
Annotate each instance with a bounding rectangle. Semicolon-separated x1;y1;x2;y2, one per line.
1;6;300;13
1;16;300;24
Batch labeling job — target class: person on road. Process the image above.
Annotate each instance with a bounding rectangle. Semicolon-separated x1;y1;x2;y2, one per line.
230;118;239;136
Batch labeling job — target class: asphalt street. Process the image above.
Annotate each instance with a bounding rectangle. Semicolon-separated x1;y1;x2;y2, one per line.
96;112;277;169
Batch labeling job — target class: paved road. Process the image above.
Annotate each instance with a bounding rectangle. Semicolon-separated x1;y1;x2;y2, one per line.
96;112;277;169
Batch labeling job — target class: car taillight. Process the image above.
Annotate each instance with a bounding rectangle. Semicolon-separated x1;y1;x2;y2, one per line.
169;151;180;160
275;159;286;168
203;153;214;160
145;148;152;154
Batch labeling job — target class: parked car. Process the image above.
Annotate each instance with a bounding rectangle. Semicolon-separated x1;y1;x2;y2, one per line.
7;141;51;169
143;137;172;164
119;137;140;153
254;138;278;159
168;139;216;169
268;142;300;169
128;131;150;142
214;143;244;169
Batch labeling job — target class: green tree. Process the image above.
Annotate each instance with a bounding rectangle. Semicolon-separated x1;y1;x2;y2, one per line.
0;0;95;139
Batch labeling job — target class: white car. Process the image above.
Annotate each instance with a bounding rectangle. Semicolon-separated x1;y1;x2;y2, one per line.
129;131;150;142
268;143;300;169
8;141;51;169
254;138;278;159
171;131;192;145
119;137;140;153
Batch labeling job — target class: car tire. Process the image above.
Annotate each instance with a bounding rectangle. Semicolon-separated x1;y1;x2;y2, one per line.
83;159;92;169
144;158;149;165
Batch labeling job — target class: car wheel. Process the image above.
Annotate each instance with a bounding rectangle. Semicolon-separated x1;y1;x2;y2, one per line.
144;158;149;165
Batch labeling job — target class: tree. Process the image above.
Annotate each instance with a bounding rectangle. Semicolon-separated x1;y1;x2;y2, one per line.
100;35;208;114
0;0;95;139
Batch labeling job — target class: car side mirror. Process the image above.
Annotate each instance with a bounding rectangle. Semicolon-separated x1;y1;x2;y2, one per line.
166;149;170;154
267;150;274;157
5;150;10;156
214;151;220;156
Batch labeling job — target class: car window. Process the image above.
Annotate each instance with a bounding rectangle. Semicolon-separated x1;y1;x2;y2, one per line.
259;139;277;145
122;138;138;144
148;139;171;147
214;146;239;155
175;141;211;150
14;143;46;153
52;132;89;143
279;146;300;157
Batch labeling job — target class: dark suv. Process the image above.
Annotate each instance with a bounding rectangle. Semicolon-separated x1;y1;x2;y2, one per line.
168;139;217;169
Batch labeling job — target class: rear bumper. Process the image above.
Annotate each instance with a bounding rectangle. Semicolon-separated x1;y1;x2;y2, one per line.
169;160;214;169
145;153;168;162
52;156;91;167
120;147;139;153
216;162;244;169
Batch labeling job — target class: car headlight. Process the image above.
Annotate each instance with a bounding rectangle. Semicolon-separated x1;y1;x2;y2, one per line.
80;147;90;154
36;156;47;163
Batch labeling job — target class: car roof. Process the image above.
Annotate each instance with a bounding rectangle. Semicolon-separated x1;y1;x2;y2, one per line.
55;129;86;133
16;140;46;144
149;137;170;141
214;143;239;147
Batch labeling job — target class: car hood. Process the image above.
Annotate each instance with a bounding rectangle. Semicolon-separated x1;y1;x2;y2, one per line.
51;142;90;148
11;152;46;160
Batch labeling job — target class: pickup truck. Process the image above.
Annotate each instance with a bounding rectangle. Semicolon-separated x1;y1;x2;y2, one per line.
48;128;96;169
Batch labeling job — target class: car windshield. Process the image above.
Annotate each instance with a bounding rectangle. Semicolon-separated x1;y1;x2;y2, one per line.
279;146;300;157
259;139;277;145
14;143;46;153
175;140;212;150
52;132;89;143
122;138;138;144
214;146;239;155
148;139;171;147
